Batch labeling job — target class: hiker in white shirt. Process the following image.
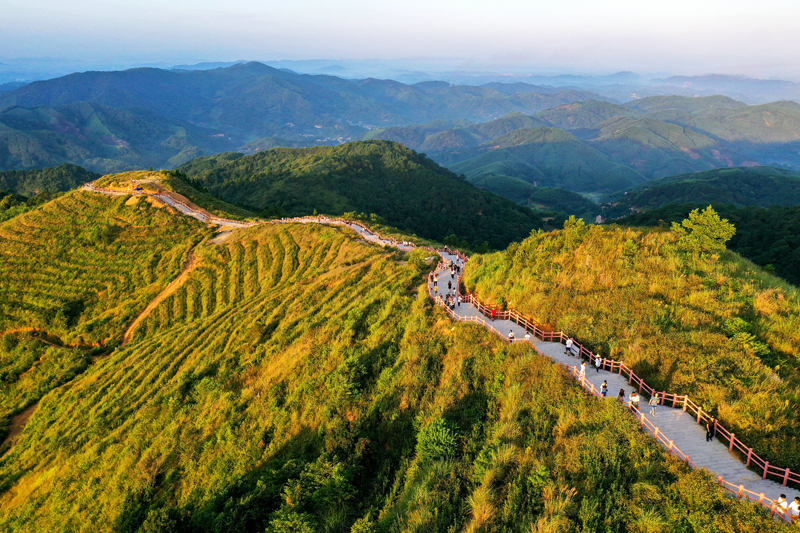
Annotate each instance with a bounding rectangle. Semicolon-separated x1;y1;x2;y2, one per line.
630;391;640;411
565;338;573;355
579;361;586;377
789;497;800;521
594;356;602;373
524;332;530;342
777;494;788;512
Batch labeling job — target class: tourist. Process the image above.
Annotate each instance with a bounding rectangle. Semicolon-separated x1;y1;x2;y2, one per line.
524;331;531;342
630;391;640;411
617;389;626;403
457;295;461;307
565;337;574;355
706;418;716;442
447;280;452;291
789;497;800;522
594;355;602;373
579;361;586;377
649;393;659;416
508;330;515;341
601;380;608;397
777;494;789;512
491;309;497;321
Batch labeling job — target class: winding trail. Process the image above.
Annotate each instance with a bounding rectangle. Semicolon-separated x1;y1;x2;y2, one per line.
122;251;198;346
80;180;796;521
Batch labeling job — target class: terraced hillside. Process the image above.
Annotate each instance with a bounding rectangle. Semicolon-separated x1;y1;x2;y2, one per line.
0;201;784;531
0;191;208;443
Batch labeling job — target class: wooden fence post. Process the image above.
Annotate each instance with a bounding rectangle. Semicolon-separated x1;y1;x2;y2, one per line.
729;434;734;451
682;396;688;412
746;448;753;466
763;461;769;480
783;468;790;487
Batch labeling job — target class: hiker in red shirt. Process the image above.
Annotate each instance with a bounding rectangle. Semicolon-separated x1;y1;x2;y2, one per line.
491;309;497;321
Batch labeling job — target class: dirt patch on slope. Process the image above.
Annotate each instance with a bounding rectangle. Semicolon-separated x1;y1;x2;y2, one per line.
122;251;199;346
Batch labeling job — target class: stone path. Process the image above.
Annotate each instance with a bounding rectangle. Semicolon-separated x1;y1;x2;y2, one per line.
432;251;799;512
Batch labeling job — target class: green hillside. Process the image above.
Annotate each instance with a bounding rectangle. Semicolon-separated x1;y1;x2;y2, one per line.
533;100;641;131
0;190;207;442
449;128;647;193
0;197;783;532
0;164;98;195
0;63;606;146
608;166;800;216
0;102;235;173
468;174;600;219
464;215;800;473
178;141;549;249
617;202;800;286
593;117;742;178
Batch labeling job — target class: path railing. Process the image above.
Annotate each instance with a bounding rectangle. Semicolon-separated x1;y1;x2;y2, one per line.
429;253;793;523
447;282;800;490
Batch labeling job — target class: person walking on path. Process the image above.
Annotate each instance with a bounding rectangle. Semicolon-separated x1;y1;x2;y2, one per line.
447;280;452;291
777;494;789;513
491;309;497;321
508;330;515;341
649;393;659;416
630;391;640;411
434;286;438;297
594;356;602;373
706;418;717;442
789;497;800;522
617;389;626;403
457;295;461;307
579;361;586;378
601;380;608;397
565;337;574;355
524;332;530;342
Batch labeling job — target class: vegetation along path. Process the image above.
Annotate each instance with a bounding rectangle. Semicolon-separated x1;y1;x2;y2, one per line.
83;179;795;521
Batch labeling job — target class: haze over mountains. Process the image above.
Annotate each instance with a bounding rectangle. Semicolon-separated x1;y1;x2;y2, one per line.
1;61;800;185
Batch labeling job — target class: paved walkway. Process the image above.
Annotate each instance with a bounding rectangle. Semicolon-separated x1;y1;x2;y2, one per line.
432;252;800;508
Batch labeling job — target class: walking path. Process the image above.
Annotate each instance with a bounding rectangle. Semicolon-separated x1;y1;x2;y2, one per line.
432;252;796;522
81;180;796;522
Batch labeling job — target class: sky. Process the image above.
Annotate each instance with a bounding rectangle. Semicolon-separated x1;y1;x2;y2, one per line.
2;0;800;79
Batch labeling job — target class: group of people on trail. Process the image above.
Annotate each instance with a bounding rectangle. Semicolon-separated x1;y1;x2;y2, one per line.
777;494;800;521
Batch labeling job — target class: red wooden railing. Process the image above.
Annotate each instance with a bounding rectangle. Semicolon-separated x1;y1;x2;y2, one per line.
429;252;794;523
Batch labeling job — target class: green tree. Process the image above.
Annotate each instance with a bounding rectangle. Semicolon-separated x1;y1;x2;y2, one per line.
671;205;736;255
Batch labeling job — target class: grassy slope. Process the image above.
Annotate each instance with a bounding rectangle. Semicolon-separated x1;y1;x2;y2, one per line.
616;203;800;286
178;141;549;249
0;219;782;532
0;191;208;439
464;222;800;471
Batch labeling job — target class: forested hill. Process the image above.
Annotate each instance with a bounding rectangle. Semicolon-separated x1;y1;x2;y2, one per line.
178;141;554;249
0;164;98;196
605;166;800;217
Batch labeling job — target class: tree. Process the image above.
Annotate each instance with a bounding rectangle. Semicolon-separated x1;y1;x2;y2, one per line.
671;205;736;255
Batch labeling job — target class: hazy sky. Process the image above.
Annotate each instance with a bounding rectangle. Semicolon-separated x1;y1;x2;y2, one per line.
2;0;799;78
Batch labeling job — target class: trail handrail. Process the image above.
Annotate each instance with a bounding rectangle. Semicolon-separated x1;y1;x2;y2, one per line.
447;285;799;490
429;252;793;522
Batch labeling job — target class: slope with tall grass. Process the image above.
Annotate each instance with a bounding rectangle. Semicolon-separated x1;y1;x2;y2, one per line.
0;209;783;531
464;218;800;472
